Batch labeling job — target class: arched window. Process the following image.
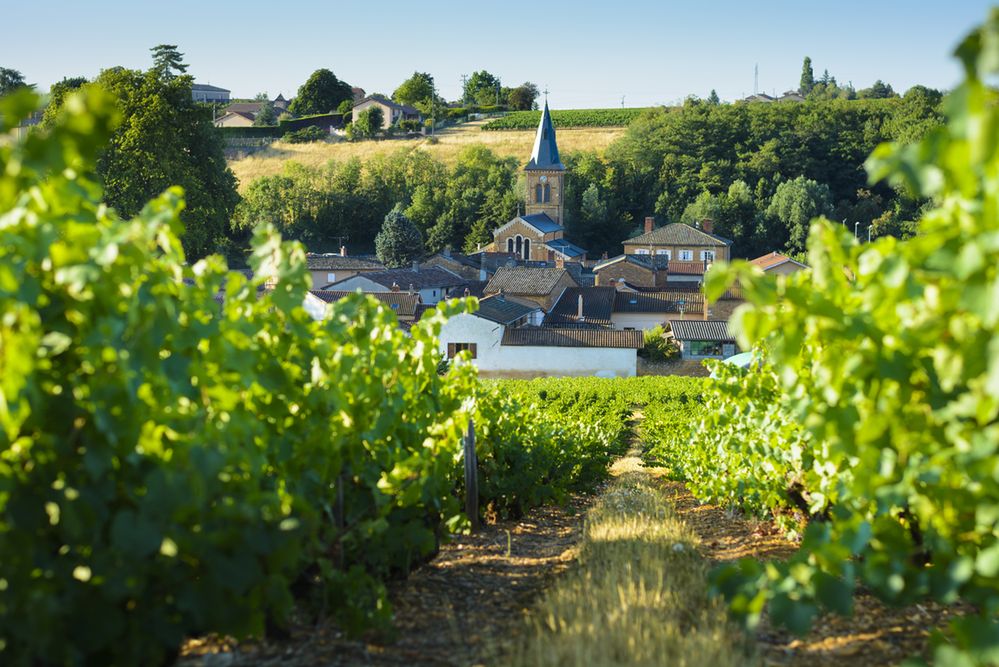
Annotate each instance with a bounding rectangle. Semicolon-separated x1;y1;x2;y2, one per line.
543;183;551;203
515;235;523;256
507;237;514;253
535;184;543;203
523;238;531;260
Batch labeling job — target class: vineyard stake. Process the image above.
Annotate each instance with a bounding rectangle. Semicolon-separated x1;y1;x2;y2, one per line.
463;419;479;531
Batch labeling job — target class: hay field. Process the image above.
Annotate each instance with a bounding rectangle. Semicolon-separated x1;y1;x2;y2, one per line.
228;120;626;191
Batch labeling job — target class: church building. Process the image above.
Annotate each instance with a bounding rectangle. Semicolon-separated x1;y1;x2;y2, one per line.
491;102;587;262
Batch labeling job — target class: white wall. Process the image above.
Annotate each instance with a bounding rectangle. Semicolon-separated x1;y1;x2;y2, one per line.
438;314;637;378
610;311;703;330
330;275;444;304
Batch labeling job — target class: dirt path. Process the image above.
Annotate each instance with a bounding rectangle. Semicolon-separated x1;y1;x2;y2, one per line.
179;496;593;666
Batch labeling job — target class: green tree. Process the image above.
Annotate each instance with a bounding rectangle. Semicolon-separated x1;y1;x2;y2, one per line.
350;106;384;139
765;175;833;253
41;76;87;125
289;69;353;116
150;44;188;78
463;70;501;106
0;67;30;96
254;101;277;126
707;89;721;105
507;82;539;110
59;64;239;260
799;57;814;95
857;79;897;99
375;204;425;266
393;71;435;108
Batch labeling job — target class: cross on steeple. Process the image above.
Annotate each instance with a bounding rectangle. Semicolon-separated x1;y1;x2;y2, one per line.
543;86;549;102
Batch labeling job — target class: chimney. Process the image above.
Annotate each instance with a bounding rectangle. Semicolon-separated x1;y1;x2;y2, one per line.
479;252;487;282
701;218;714;234
555;255;565;269
703;293;709;320
463;287;470;297
412;260;419;272
391;282;400;292
644;216;655;234
340;245;347;257
601;252;608;260
443;246;451;258
408;283;415;295
577;293;584;320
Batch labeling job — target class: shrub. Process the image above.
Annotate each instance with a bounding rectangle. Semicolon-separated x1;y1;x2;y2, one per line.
282;125;328;143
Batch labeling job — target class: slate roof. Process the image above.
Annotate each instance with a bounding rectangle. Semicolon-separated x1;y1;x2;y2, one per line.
501;327;643;349
476;295;540;325
545;287;617;327
545;238;587;259
309;290;421;317
668;319;736;342
614;291;704;313
356;95;420;115
626;223;732;248
193;83;230;93
526;101;565;171
593;254;711;274
485;267;577;296
334;266;466;291
225;102;267;115
517;212;563;234
307;253;384;271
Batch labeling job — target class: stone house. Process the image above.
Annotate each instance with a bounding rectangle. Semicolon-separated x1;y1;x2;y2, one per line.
545;286;715;332
623;219;732;262
351;96;421;130
306;251;385;289
483;266;579;311
592;254;711;288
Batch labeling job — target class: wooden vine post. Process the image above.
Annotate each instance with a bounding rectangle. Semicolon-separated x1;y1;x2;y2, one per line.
463;418;479;530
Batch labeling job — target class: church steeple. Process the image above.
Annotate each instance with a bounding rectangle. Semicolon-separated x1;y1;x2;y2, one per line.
524;100;566;227
526;101;564;171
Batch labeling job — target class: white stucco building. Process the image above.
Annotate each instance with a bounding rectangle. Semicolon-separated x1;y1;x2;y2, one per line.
326;265;466;305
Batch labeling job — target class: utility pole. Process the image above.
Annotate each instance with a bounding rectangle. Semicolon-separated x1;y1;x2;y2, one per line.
495;81;500;107
460;74;469;106
754;63;759;95
621;95;626;108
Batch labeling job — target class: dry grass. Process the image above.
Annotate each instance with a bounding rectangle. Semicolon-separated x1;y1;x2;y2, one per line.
227;120;626;191
507;450;755;667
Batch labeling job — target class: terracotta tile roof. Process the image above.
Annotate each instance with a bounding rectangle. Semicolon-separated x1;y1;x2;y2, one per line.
668;319;736;342
484;267;577;296
309;290;421;317
501;327;643;349
545;287;616;327
626;222;732;247
307;253;384;271
593;254;711;274
476;295;540;325
749;251;808;271
613;291;704;313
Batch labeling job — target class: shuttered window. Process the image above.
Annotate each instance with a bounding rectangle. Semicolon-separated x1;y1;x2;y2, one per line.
447;342;477;359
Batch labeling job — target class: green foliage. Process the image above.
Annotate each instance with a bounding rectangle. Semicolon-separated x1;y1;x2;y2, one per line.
349;105;384;139
282;125;327;143
507;82;539;111
0;67;31;96
668;11;999;664
218;125;283;139
799;57;814;95
639;325;678;362
289;69;353;116
765;175;834;253
857;80;897;99
393;71;436;110
463;70;501;107
41;76;87;126
253;101;277;126
150;44;188;77
482;107;649;130
375;204;424;266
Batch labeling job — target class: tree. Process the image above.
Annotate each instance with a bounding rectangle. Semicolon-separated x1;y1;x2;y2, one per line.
799;57;814;95
150;45;188;78
41;76;87;125
349;106;383;139
254;101;277;126
857;80;897;99
289;69;353;116
707;89;721;105
375;204;424;267
393;72;435;108
52;63;239;260
508;82;539;110
463;70;501;106
0;67;30;96
765;176;833;253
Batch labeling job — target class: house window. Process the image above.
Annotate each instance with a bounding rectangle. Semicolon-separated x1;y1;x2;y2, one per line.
679;249;693;261
635;248;650;255
515;235;523;256
700;250;715;261
543;183;551;203
432;289;437;297
523;237;531;260
326;272;336;283
447;342;477;359
655;249;671;259
535;184;543;203
507;237;514;253
690;340;723;357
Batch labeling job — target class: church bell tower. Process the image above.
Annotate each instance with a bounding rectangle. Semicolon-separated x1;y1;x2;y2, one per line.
524;100;566;226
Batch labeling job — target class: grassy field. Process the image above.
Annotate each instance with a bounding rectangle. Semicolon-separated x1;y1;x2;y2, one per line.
227;120;626;191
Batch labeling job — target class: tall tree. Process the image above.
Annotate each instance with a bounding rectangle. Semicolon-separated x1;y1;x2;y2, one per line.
463;70;501;106
857;80;897;99
507;82;539;110
707;89;721;105
254;101;277;126
799;57;814;95
150;45;188;78
393;72;435;108
0;67;30;96
375;204;424;267
41;76;88;125
766;176;833;253
289;69;353;116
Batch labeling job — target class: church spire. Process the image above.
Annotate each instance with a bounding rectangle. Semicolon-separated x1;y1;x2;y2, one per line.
526;100;564;171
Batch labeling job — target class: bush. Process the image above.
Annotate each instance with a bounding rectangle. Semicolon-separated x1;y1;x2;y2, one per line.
639;324;679;361
282;125;328;143
217;125;283;139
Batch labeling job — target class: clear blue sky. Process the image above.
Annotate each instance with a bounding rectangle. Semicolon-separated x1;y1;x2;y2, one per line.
3;1;993;107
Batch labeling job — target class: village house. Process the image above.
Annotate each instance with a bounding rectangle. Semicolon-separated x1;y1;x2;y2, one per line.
483;266;579;311
437;310;642;378
192;83;230;104
622;218;732;262
309;289;422;322
214;95;293;128
325;264;466;305
668;320;739;360
351;95;421;130
592;254;712;288
306;251;384;289
544;286;724;332
749;251;809;275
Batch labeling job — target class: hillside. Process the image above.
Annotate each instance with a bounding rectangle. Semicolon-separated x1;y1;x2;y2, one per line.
228;120;626;191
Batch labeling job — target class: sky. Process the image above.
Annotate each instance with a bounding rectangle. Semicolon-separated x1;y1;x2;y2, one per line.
3;1;994;108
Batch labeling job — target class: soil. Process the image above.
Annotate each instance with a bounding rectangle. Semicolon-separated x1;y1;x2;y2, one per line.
657;478;970;667
178;495;593;667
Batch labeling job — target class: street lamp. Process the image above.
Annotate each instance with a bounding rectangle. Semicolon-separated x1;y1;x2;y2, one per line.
867;225;872;243
854;221;860;239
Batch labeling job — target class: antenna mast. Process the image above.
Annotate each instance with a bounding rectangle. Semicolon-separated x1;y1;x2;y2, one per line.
754;64;759;95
